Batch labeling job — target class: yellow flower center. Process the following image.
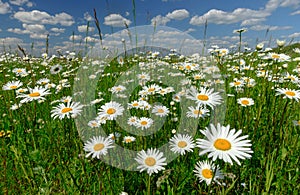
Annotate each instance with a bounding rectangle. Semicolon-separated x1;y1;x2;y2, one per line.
107;108;116;115
177;141;187;148
285;91;295;97
241;99;250;105
125;138;131;143
29;92;40;97
62;107;73;113
272;54;280;59
144;157;156;166
214;138;231;151
234;81;241;86
17;69;22;73
93;143;104;151
10;85;18;89
197;94;209;101
193;110;202;115
148;88;155;92
186;65;191;70
132;103;139;107
202;169;213;179
157;108;165;113
141;121;148;126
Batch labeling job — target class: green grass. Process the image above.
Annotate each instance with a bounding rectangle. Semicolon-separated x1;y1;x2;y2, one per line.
1;42;300;195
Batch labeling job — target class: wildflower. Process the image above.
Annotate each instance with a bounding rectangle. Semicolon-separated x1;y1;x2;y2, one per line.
186;106;210;118
51;101;83;120
17;86;51;103
110;85;126;94
276;39;285;47
194;160;224;185
12;68;27;76
275;88;300;102
88;120;101;128
98;101;125;120
123;136;136;143
256;43;264;51
36;78;50;85
127;116;138;126
152;105;170;117
83;136;115;159
169;134;196;155
292;120;300;126
50;64;63;74
2;80;23;90
136;117;153;130
186;86;222;109
237;97;254;107
135;148;167;175
197;123;253;165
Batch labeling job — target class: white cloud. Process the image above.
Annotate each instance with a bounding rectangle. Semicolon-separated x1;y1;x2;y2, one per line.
78;25;95;33
190;8;269;26
0;37;23;46
104;14;131;27
9;0;31;6
241;18;266;26
23;23;46;33
13;10;74;26
151;15;170;26
250;24;292;31
291;10;300;15
7;24;48;39
84;36;98;42
288;32;300;38
0;0;11;14
69;35;82;41
280;0;300;7
84;12;93;21
166;9;189;20
50;28;65;33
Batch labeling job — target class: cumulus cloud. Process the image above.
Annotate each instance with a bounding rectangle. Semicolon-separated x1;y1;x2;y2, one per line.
291;10;300;15
9;0;33;7
84;12;93;21
166;9;189;20
151;15;170;26
103;14;131;27
288;32;300;38
0;0;11;14
69;35;82;41
8;24;48;39
78;25;95;33
0;37;23;47
13;10;75;26
50;28;65;33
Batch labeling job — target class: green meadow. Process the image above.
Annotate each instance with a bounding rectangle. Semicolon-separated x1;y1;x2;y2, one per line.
1;35;300;195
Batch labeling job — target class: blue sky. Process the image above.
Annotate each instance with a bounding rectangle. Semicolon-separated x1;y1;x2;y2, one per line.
1;0;300;55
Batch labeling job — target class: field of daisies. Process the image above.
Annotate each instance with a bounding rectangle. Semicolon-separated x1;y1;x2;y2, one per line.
1;38;300;194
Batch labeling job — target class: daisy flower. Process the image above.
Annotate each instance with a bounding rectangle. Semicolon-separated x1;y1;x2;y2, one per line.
110;85;126;94
186;106;210;118
186;86;222;109
194;160;224;185
237;97;254;107
17;86;51;103
123;136;136;143
152;105;170;117
88;120;101;128
51;101;83;120
142;84;161;95
169;134;196;155
135;148;167;175
127;116;138;126
292;120;300;126
136;117;154;130
2;80;23;90
197;123;253;165
98;101;124;120
36;78;50;85
12;68;28;76
50;64;63;74
83;136;115;159
275;88;300;102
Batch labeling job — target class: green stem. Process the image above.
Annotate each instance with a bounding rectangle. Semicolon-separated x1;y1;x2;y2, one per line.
147;174;151;195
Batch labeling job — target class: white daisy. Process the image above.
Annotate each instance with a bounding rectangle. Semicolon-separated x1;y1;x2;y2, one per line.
2;80;23;90
50;64;63;74
110;85;126;94
186;86;222;109
196;123;253;165
135;148;167;175
83;136;115;159
152;105;170;117
51;101;83;120
136;117;153;130
123;136;136;143
275;88;300;102
17;86;51;103
88;120;101;128
98;101;124;120
186;106;210;118
127;116;138;126
169;134;196;155
237;97;255;107
194;160;224;185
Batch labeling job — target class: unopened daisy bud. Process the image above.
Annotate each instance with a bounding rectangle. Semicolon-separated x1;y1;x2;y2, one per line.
276;39;285;47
